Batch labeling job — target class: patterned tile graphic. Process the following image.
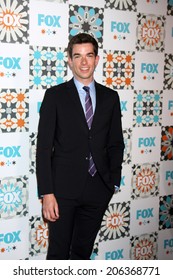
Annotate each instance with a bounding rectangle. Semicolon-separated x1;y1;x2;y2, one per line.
136;14;165;52
35;0;68;2
99;201;130;241
0;0;29;43
130;232;158;260
0;89;29;133
69;5;104;48
105;0;137;11
161;126;173;161
29;216;48;257
132;163;159;199
164;54;173;89
133;90;162;127
35;0;69;3
0;176;28;219
29;133;37;174
168;0;173;15
29;46;68;89
159;195;173;229
103;50;135;89
123;128;132;164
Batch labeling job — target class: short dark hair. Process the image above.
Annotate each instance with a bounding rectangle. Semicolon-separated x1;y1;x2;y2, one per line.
67;33;99;59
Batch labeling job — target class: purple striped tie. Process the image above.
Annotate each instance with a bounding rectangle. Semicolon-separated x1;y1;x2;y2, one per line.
83;86;97;177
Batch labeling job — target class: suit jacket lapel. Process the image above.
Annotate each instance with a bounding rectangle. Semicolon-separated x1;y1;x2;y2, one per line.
90;81;102;132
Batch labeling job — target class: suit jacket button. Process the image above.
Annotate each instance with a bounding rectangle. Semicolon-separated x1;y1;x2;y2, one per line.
85;157;88;160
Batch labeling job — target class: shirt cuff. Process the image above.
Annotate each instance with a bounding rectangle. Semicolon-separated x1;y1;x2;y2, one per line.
114;185;120;192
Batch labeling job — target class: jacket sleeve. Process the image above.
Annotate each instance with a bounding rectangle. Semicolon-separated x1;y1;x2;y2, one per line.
36;88;57;197
107;92;124;187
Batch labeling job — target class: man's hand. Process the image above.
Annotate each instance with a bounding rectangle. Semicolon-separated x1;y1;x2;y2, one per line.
42;194;59;222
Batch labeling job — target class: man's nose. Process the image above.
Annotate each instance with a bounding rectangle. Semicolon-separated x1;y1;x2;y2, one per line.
81;56;87;64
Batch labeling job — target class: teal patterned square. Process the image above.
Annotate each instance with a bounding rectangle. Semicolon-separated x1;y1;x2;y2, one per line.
159;195;173;229
133;90;162;127
0;176;28;219
69;5;104;48
29;46;68;89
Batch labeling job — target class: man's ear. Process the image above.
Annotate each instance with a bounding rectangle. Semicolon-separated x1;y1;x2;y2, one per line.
68;56;72;70
95;55;100;68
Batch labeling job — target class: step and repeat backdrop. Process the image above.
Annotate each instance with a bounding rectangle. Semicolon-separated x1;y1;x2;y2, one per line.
0;0;173;260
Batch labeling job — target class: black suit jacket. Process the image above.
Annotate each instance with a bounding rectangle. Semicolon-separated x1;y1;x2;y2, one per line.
36;78;124;199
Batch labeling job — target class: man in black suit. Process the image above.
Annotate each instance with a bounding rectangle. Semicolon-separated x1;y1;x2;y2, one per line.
36;33;124;260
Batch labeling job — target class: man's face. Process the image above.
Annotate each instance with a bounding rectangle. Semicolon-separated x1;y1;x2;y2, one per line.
68;43;99;85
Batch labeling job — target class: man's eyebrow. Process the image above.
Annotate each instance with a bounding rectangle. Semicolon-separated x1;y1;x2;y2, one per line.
73;52;95;56
72;52;80;56
87;52;95;55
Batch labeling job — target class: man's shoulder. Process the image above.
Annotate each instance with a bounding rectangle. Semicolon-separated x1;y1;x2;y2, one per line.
46;81;69;94
95;81;118;97
43;80;75;100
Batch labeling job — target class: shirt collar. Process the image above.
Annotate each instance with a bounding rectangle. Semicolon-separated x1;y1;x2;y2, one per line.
73;77;95;92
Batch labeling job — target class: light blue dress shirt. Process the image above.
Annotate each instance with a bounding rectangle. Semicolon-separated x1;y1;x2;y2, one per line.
73;78;96;114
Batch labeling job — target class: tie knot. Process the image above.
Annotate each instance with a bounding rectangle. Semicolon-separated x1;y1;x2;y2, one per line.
83;86;90;94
